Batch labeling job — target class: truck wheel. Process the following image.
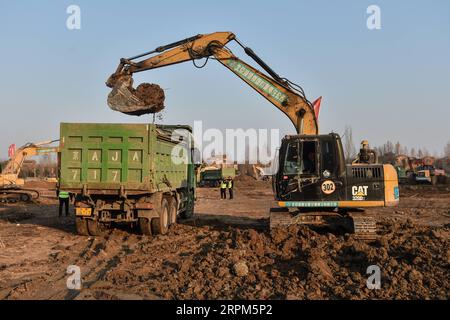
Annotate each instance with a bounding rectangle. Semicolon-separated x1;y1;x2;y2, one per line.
180;200;194;219
87;219;108;236
20;193;31;202
168;197;177;224
151;198;169;235
139;218;152;236
75;218;89;236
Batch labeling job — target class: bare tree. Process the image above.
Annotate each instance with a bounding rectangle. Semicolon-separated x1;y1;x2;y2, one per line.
444;142;450;157
343;125;356;162
384;141;394;154
418;149;423;158
394;141;401;155
401;146;409;155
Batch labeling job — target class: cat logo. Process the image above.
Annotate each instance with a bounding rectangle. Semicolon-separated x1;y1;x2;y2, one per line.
352;186;368;201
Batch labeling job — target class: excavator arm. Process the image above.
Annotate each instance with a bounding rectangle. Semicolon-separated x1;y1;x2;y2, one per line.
106;32;319;135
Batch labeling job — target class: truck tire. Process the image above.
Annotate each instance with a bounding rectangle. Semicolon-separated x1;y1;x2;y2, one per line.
87;219;108;236
151;198;169;235
168;197;177;224
180;200;194;219
75;218;89;236
20;193;31;202
139;217;152;236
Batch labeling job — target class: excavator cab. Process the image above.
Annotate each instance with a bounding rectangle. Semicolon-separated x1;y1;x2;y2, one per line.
273;133;345;203
271;133;399;239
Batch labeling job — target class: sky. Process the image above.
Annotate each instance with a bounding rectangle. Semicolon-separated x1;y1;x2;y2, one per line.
0;0;449;160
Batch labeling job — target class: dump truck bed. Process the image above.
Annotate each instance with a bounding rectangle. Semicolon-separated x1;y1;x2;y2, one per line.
59;123;193;194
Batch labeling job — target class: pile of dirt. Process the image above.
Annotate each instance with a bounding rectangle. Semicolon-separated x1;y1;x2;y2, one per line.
101;219;448;300
1;184;448;300
234;174;257;187
235;174;256;182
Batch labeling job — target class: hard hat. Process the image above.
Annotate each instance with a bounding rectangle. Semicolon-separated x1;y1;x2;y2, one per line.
361;140;369;146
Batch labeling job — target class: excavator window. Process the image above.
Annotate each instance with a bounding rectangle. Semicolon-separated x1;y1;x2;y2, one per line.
283;140;317;175
321;140;337;176
283;141;300;174
302;141;317;174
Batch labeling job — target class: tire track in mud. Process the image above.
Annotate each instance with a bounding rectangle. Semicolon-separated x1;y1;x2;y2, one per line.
45;231;139;300
92;225;204;299
1;228;124;299
0;230;98;299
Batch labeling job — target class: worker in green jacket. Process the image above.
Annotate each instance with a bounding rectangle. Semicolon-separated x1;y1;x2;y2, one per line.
57;190;70;217
220;179;227;199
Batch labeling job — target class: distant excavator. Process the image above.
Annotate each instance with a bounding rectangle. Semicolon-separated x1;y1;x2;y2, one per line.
106;31;399;239
0;141;59;202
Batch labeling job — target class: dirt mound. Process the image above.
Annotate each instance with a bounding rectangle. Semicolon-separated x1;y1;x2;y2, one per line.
234;174;258;188
99;219;448;300
1;184;448;300
235;174;256;182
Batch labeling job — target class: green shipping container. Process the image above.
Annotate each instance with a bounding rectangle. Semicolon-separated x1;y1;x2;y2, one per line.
59;123;196;236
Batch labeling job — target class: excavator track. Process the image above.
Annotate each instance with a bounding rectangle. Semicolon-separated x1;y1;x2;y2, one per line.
269;209;331;229
349;214;378;241
0;188;39;203
270;208;379;241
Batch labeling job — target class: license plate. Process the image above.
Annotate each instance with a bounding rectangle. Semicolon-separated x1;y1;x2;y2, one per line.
76;207;92;216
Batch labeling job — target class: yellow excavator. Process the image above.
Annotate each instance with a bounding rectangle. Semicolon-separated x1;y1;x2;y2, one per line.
106;31;399;239
0;141;59;202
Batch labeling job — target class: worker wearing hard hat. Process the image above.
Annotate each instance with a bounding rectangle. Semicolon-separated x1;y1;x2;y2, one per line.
353;140;378;164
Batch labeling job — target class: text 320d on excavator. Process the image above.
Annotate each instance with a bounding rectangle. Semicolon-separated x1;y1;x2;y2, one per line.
103;31;399;239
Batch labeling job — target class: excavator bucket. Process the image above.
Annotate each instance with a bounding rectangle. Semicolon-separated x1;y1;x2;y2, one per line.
106;73;165;116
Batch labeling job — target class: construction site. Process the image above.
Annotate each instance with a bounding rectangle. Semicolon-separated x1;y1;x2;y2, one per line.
0;2;449;303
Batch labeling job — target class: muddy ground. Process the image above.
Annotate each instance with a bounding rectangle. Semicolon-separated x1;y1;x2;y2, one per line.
0;180;448;300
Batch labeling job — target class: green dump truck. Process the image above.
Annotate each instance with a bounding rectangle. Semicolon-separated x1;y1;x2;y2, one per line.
59;123;196;236
198;167;236;187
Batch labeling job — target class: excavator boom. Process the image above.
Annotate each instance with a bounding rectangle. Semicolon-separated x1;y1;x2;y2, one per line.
106;32;318;135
